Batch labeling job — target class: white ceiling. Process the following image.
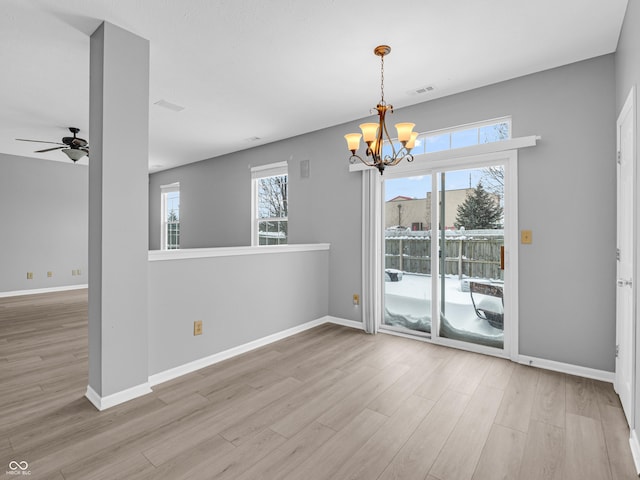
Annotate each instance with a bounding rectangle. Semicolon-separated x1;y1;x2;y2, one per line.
0;0;629;172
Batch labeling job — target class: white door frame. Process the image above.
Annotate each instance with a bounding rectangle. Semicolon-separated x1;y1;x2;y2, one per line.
374;150;519;360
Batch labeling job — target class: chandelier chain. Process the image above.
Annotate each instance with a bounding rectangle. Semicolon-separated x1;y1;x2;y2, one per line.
380;54;385;105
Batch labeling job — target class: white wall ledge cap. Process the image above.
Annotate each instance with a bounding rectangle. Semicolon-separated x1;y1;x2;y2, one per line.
149;243;330;261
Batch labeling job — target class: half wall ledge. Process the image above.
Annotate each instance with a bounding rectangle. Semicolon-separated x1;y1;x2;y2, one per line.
148;243;331;261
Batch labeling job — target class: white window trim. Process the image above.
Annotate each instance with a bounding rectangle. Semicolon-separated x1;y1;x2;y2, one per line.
160;182;180;250
251;161;288;246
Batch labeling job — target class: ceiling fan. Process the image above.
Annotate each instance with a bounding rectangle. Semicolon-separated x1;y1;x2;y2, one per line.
16;127;89;162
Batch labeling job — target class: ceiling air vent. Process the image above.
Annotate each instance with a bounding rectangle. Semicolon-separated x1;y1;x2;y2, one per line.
153;99;185;112
408;85;435;96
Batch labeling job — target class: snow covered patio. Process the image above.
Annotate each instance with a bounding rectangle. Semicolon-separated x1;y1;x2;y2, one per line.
384;273;504;348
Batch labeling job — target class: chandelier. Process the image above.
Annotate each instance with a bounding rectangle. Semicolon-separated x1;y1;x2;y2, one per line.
344;45;418;175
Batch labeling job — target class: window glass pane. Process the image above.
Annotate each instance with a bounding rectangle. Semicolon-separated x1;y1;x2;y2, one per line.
381;142;393;159
257;219;288;245
162;188;180;250
258;221;267;245
438;167;505;349
451;128;478;148
382;118;510;159
381;140;404;159
278;220;288;244
479;122;510;143
257;175;288;219
254;167;288;246
410;136;425;155
425;133;450;153
167;223;180;249
165;191;179;221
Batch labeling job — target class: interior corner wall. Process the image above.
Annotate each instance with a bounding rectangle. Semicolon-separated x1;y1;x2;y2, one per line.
149;54;616;372
0;154;88;293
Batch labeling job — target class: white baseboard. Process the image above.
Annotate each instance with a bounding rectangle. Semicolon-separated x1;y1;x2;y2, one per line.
324;318;615;383
113;313;617;412
149;317;328;386
325;316;365;330
630;430;640;475
322;319;615;384
518;355;614;383
85;382;152;411
0;284;88;298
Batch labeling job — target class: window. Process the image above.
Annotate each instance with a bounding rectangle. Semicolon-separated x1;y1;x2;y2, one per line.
382;117;511;158
161;183;180;250
251;162;288;246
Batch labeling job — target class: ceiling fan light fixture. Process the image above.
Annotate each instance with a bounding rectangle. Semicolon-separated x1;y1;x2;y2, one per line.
16;126;89;163
62;148;88;162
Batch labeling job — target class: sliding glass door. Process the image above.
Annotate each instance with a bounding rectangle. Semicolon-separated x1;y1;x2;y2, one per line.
383;175;433;335
436;167;504;350
381;158;512;355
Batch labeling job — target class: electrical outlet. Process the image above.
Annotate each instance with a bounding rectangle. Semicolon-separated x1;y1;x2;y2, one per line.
353;294;360;306
194;320;203;336
47;271;53;278
77;269;81;275
26;272;33;280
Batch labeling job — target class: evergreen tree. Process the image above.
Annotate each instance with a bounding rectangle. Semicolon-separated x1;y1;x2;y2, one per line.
454;182;503;229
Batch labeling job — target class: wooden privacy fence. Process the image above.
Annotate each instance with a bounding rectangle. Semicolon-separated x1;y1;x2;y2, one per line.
385;230;504;280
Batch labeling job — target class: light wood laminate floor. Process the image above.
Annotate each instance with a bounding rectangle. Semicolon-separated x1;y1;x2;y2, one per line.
0;289;637;479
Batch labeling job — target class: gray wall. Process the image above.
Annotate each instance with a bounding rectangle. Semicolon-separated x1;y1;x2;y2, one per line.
148;249;329;375
403;55;615;372
615;0;640;430
150;54;616;372
149;127;362;325
0;154;88;293
616;1;639;113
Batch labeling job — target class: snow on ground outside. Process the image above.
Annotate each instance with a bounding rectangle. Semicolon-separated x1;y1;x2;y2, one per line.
384;273;504;339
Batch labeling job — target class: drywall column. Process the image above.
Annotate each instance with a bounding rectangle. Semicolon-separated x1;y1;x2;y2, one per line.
86;22;150;409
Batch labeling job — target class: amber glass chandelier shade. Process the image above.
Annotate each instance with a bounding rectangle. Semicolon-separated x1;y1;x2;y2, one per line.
359;123;379;143
394;123;415;143
344;133;362;151
405;131;419;150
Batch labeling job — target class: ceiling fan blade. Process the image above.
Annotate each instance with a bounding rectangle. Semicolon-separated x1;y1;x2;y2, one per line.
16;139;65;146
35;146;65;153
